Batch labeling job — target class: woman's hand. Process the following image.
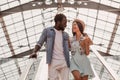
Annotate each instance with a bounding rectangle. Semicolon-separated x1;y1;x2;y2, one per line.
80;36;93;55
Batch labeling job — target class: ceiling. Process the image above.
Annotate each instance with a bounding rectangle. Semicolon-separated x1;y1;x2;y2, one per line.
0;0;120;80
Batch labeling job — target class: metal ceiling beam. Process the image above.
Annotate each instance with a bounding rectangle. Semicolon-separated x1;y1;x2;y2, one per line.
18;0;31;49
98;51;112;56
0;16;21;75
92;0;100;40
0;49;45;65
0;16;15;56
9;49;46;58
106;15;120;54
9;49;111;58
0;48;113;65
9;49;33;58
0;0;120;17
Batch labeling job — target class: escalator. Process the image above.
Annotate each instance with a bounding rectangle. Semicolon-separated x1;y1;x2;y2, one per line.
20;46;120;80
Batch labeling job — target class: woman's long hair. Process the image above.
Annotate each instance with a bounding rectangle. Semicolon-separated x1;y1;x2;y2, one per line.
72;20;84;36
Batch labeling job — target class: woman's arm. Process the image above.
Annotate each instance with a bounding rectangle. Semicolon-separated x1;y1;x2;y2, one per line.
80;35;93;55
84;37;93;55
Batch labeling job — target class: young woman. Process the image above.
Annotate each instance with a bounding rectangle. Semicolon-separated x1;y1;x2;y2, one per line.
70;19;95;80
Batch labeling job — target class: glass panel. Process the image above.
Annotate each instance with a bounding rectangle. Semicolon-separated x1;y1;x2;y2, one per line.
95;28;105;38
20;0;33;4
105;23;114;32
116;25;120;35
88;9;97;18
102;31;111;40
107;59;120;77
1;4;9;11
23;10;32;19
0;0;7;5
86;17;96;27
9;1;19;8
85;26;94;35
110;49;117;55
111;42;119;51
114;34;120;43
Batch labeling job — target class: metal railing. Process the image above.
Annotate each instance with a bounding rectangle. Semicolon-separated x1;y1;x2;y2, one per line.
19;53;43;80
90;45;120;80
33;54;48;80
20;46;120;80
19;58;35;80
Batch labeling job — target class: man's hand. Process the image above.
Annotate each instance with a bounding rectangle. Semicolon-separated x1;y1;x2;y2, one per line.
29;53;37;58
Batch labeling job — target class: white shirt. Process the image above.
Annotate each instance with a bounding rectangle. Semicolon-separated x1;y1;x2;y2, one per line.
52;28;65;60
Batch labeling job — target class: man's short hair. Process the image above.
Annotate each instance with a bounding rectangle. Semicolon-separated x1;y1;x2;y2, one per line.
54;13;66;23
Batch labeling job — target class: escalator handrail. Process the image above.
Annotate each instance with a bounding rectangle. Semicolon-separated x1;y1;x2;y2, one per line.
33;54;48;80
19;58;35;80
91;64;100;80
90;45;120;80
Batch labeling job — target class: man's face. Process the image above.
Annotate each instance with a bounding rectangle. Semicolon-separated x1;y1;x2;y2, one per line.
58;17;67;31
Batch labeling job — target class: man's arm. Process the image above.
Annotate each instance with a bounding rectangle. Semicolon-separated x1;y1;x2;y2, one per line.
29;45;40;58
68;38;71;49
33;45;41;53
29;29;47;58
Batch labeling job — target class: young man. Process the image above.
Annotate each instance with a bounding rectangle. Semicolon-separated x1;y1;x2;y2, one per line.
29;14;70;80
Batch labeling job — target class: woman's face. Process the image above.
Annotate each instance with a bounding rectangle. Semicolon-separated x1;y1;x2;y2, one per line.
72;22;80;33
